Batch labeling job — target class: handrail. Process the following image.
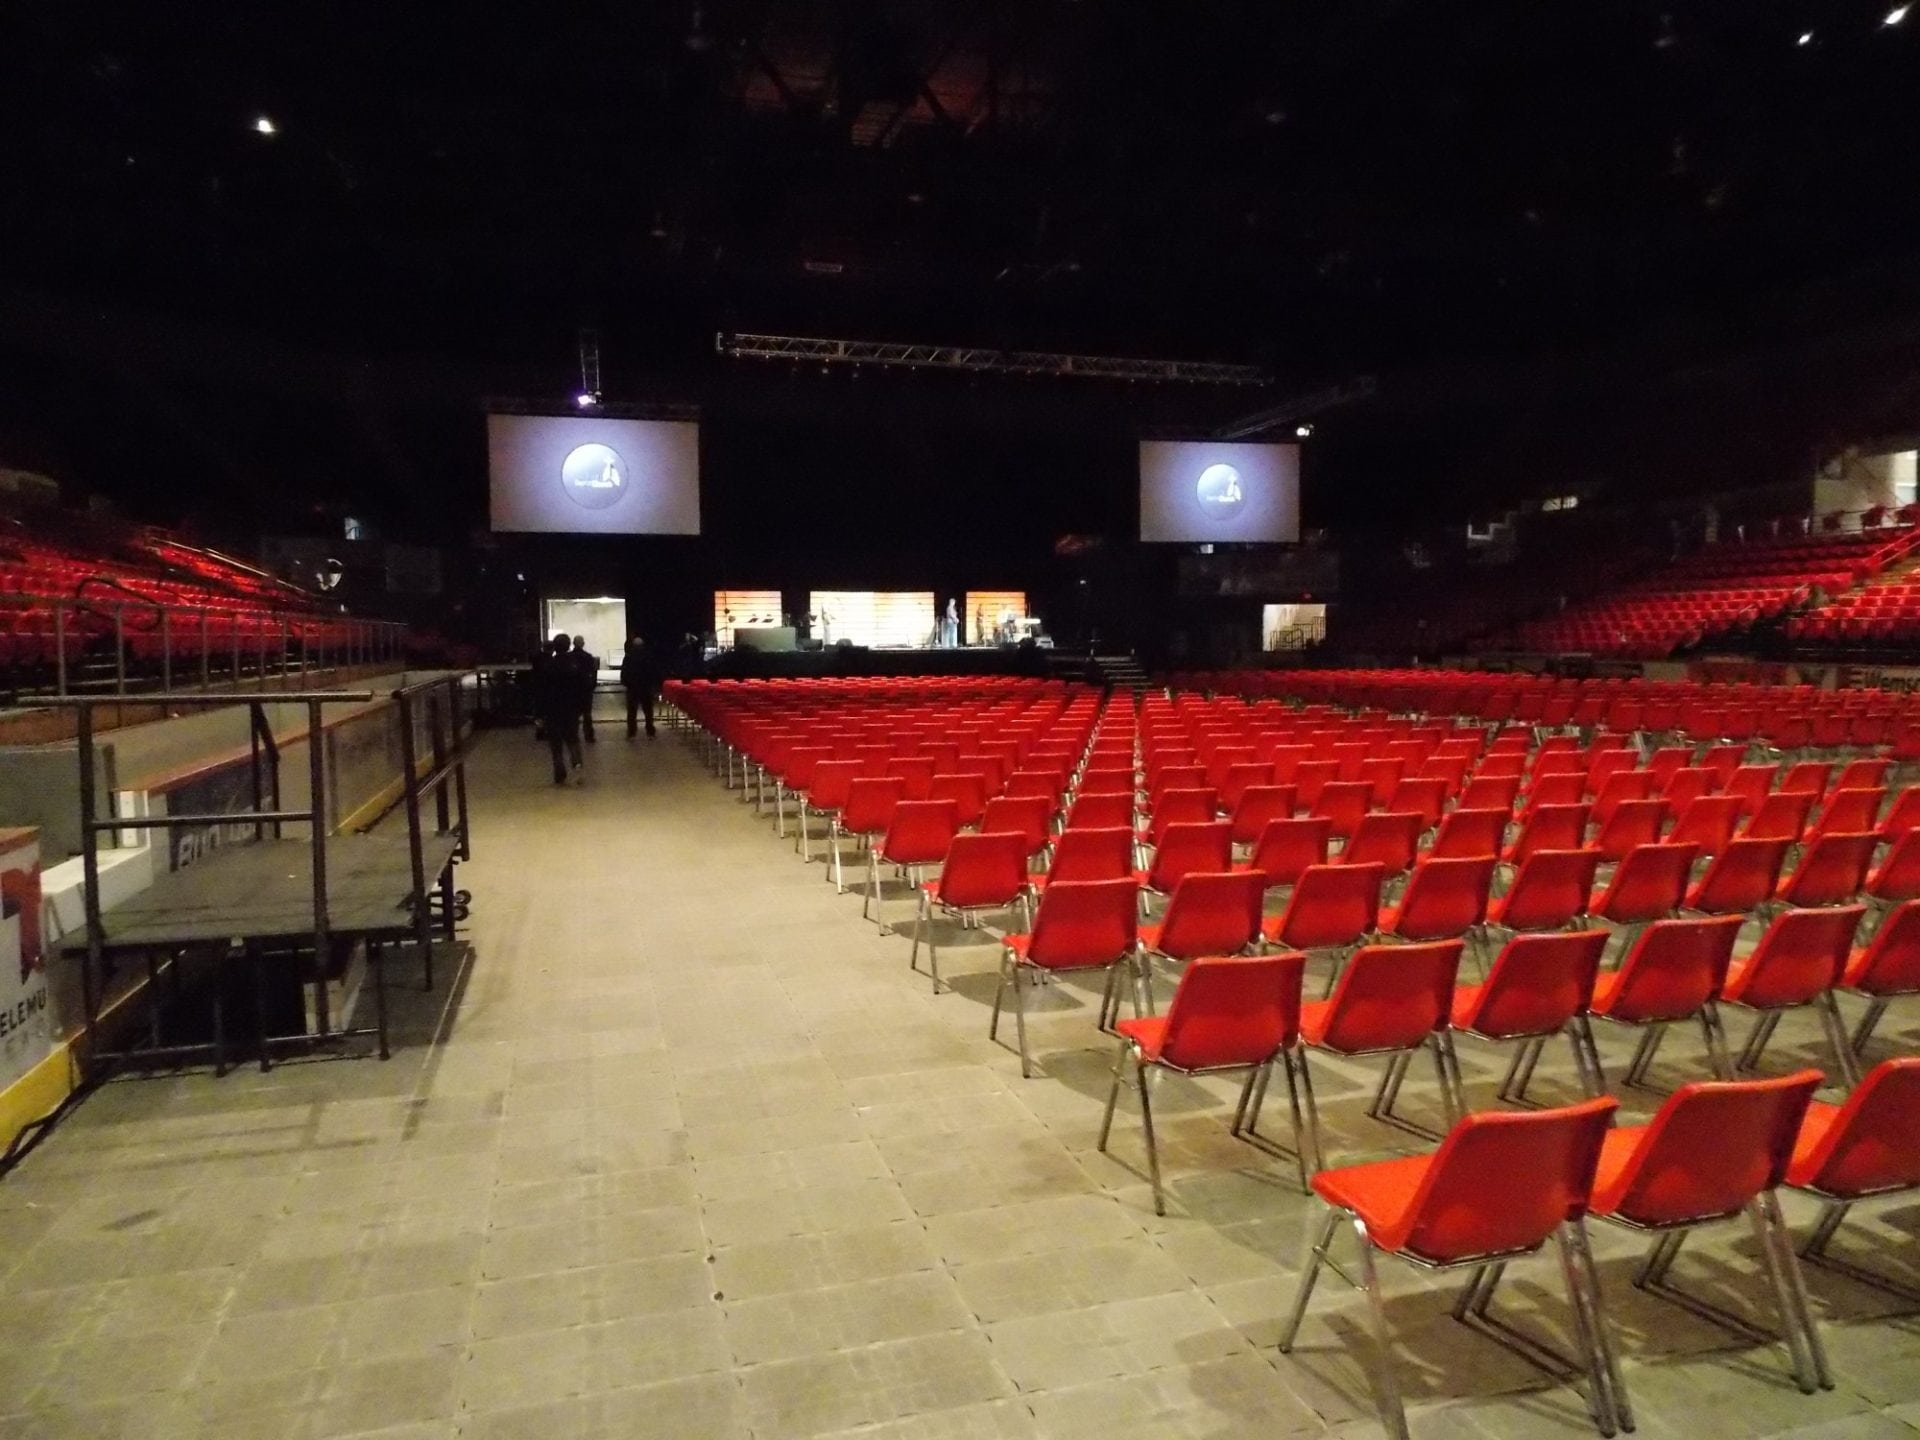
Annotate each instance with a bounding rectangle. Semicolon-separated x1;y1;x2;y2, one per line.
35;690;376;706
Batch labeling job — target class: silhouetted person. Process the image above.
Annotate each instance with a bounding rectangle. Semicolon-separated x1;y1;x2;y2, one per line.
568;634;600;744
622;634;662;738
533;637;582;784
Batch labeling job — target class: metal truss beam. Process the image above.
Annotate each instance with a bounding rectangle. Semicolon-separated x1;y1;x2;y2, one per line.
483;397;700;421
716;332;1271;385
1215;376;1378;437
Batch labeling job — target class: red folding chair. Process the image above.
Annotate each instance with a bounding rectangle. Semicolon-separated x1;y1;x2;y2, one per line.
1588;1071;1830;1393
1454;929;1610;1105
1261;862;1384;981
1032;825;1134;893
1774;832;1876;911
1098;952;1311;1211
829;776;905;893
1376;856;1495;943
1840;898;1920;1055
1428;807;1507;861
864;799;961;924
1589;915;1741;1089
1788;1057;1920;1294
1682;836;1790;917
1137;870;1266;1000
1278;1097;1628;1440
1723;905;1865;1085
911;831;1032;992
1139;820;1233;906
1238;816;1332;894
993;877;1142;1075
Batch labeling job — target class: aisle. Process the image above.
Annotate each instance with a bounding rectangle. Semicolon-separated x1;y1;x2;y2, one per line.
0;720;1914;1439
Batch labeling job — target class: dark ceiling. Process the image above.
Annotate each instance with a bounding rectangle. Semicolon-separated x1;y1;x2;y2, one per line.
3;0;1920;532
9;0;1920;369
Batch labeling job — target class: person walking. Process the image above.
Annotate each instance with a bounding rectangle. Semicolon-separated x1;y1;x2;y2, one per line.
568;634;600;745
533;637;583;784
621;634;662;739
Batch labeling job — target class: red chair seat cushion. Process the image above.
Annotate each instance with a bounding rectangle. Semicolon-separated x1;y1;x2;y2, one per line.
1310;1151;1433;1250
1116;1015;1170;1062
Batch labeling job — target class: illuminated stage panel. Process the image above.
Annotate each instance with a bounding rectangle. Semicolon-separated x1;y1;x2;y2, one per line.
965;591;1028;645
715;590;781;646
809;591;936;649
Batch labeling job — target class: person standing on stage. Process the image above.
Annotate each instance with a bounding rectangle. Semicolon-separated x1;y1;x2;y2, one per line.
621;634;662;739
943;598;959;648
568;634;600;745
534;636;583;784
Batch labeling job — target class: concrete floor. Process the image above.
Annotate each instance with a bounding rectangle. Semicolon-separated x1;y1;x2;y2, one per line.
4;715;1920;1439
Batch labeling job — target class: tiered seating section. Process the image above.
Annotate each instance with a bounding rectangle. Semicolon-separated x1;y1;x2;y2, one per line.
0;516;388;693
670;672;1920;1435
1493;526;1920;659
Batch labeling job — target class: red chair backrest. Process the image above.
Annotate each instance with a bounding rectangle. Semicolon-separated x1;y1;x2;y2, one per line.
1686;836;1790;915
806;760;862;809
841;776;906;835
1848;898;1920;996
1878;786;1920;842
1312;781;1374;840
1591;770;1656;825
980;795;1053;857
1228;785;1297;846
1273;862;1384;949
880;799;962;866
1005;770;1065;804
1461;929;1609;1038
1592;799;1670;863
1146;821;1233;892
1604;914;1742;1021
1429;808;1508;861
936;831;1031;908
1507;804;1591;866
1524;773;1587;811
1661;767;1720;811
1837;758;1893;792
1497;848;1602;931
1314;939;1465;1053
1158;952;1308;1070
929;772;989;827
1731;905;1864;1009
1595;1071;1822;1226
1245;816;1332;888
1220;762;1276;813
1079;767;1135;797
1025;878;1139;969
1647;747;1693;786
1811;788;1886;839
1367;1097;1618;1260
783;745;834;787
1457;775;1520;813
1292;760;1339;809
1724;764;1780;813
1045;826;1134;885
1667;795;1746;857
1066;791;1135;830
1778;762;1832;796
1788;1058;1920;1198
1742;790;1815;843
1594;842;1699;925
1153;870;1267;958
1339;811;1423;877
884;756;936;800
1779;832;1877;907
1389;856;1495;940
1147;789;1221;844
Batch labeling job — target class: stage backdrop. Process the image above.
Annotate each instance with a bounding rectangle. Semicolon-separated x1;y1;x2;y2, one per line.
808;592;936;649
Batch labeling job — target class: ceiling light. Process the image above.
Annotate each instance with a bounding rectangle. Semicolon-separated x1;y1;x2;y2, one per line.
1887;5;1910;24
1295;423;1314;438
1797;30;1814;44
253;115;277;136
575;391;600;408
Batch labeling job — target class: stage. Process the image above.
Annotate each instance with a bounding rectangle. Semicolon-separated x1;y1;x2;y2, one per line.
702;644;1061;680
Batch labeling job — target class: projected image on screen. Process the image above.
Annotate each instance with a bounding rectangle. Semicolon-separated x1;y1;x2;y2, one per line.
488;414;701;535
1138;440;1300;544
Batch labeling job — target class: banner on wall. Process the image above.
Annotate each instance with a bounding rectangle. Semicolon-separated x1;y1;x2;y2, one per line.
1;831;49;1090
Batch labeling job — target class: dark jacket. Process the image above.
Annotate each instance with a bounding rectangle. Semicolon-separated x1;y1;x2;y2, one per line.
620;642;662;691
529;649;576;720
566;647;599;706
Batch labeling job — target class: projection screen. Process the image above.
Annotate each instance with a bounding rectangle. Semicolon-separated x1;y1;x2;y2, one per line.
488;414;701;535
1138;440;1300;544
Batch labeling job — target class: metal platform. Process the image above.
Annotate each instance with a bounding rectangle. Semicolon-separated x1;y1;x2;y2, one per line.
60;834;459;953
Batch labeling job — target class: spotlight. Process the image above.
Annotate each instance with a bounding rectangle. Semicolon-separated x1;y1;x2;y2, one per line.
1797;29;1814;44
575;390;601;408
1886;4;1909;23
253;114;277;136
1295;423;1314;438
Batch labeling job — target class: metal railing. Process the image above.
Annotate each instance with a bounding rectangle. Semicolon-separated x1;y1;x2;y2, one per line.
4;596;407;701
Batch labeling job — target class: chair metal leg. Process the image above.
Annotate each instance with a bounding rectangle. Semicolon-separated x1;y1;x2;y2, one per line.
830;824;845;891
797;806;811;859
1096;1037;1128;1150
1817;991;1863;1087
1231;1066;1261;1136
1737;1010;1784;1072
1567;1218;1635;1434
862;846;879;922
1354;1222;1411;1440
1296;1049;1326;1173
1851;996;1891;1055
1556;1223;1624;1437
1746;1198;1823;1393
1701;1001;1734;1079
1637;1229;1686;1288
1800;1200;1851;1260
1369;1050;1413;1121
989;951;1010;1039
1136;1058;1164;1215
1624;1023;1665;1088
1435;1030;1467;1122
1010;961;1031;1078
1760;1191;1835;1391
1276;1052;1314;1195
1277;1206;1342;1352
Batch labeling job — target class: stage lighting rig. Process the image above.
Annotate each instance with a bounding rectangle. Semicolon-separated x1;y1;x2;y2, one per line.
716;332;1272;386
